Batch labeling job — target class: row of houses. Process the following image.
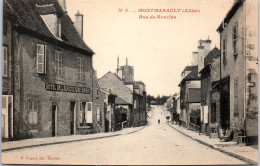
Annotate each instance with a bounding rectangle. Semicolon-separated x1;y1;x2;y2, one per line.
168;0;258;145
2;0;146;141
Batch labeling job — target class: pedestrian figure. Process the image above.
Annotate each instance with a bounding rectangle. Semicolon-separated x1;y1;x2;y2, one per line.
158;119;160;125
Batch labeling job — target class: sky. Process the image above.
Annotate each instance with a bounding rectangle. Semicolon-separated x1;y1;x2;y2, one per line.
66;0;234;96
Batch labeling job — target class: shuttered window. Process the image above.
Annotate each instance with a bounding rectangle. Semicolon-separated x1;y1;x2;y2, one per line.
2;46;8;77
37;44;46;74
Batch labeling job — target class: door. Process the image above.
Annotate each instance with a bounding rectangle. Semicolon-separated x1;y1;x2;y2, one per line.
51;104;57;137
2;95;13;139
221;79;230;129
70;102;76;135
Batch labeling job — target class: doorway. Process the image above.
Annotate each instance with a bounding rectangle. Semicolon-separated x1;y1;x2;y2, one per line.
70;102;76;135
51;103;58;137
221;78;230;130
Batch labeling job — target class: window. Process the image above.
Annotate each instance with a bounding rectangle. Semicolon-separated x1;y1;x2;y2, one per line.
86;102;92;123
2;46;8;77
3;19;7;36
37;44;46;74
28;100;38;125
234;78;239;117
78;57;83;80
97;107;101;122
79;102;86;125
55;51;63;77
211;102;216;123
223;38;227;65
233;23;238;56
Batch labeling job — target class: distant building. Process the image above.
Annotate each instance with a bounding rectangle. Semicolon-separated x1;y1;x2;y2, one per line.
98;72;133;128
217;0;258;144
116;57;134;82
179;66;200;128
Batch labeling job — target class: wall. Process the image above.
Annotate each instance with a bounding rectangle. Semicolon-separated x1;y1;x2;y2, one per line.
220;4;245;131
15;34;94;139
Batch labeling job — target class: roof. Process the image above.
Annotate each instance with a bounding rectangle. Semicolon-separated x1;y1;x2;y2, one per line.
179;66;200;86
204;47;220;66
136;81;145;86
188;88;201;103
181;66;196;74
217;0;243;33
4;0;94;55
115;97;131;105
98;72;132;105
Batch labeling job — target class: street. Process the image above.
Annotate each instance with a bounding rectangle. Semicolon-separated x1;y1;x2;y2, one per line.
2;106;246;165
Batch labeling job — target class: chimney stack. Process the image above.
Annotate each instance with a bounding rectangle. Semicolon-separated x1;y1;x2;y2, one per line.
197;38;212;72
74;11;83;38
192;52;199;66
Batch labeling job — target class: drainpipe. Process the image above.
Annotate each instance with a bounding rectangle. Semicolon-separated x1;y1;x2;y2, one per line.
243;0;247;133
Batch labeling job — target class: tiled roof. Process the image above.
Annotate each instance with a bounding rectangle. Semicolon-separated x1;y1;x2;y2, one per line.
179;66;200;86
5;0;94;54
115;97;131;105
204;47;220;66
183;66;200;80
188;88;201;103
98;72;132;105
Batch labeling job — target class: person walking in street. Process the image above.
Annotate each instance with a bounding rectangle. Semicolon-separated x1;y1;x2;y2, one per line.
158;119;160;125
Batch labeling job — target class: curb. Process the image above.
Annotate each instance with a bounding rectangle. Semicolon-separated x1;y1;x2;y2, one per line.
2;125;147;153
167;123;256;165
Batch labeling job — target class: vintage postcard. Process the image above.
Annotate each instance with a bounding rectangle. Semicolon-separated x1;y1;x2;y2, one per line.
1;0;258;165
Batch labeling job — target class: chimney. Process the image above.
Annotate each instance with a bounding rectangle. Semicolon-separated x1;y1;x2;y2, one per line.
74;11;83;38
58;0;67;12
126;57;128;65
192;52;198;66
197;38;212;72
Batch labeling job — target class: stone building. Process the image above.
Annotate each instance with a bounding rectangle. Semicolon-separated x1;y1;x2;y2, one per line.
217;0;258;144
98;72;133;129
199;47;220;136
179;66;200;128
116;57;134;82
2;0;100;140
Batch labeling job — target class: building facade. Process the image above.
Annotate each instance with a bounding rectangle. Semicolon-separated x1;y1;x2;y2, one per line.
2;0;100;140
199;47;220;135
217;0;258;144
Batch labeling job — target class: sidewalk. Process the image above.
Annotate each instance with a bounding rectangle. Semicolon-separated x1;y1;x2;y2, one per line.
2;125;146;152
168;123;258;165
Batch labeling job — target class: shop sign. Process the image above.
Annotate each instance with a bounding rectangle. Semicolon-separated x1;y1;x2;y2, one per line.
45;83;91;94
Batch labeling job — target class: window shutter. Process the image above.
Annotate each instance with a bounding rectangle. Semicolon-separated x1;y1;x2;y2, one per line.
86;102;92;123
2;47;8;77
44;45;47;73
97;107;100;122
84;103;88;123
55;51;58;74
61;53;65;78
37;44;45;74
77;57;80;80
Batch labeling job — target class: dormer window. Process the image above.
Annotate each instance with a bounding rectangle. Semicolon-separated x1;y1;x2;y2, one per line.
36;4;62;39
